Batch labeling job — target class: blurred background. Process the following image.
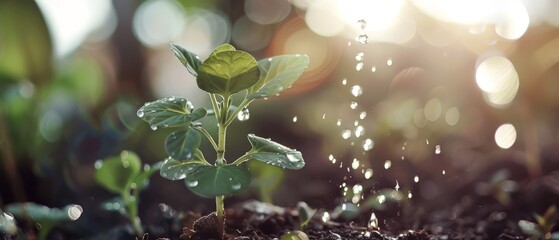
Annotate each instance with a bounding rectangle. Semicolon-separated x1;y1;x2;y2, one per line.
2;0;559;234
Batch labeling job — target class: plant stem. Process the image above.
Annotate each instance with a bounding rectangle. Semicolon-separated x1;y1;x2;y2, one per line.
215;195;225;238
122;189;143;236
214;95;232;239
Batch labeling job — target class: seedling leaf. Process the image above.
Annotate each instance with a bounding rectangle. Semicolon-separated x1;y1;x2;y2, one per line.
133;161;163;189
165;129;202;160
169;43;202;77
95;151;141;194
197;50;260;96
209;43;236;58
185;165;251;198
248;55;309;99
160;151;208;180
244;134;305;169
137;97;206;129
297;202;316;229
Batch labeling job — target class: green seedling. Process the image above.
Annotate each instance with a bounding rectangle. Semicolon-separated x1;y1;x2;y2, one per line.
137;43;309;238
94;150;161;235
4;202;82;240
519;205;559;240
297;202;316;230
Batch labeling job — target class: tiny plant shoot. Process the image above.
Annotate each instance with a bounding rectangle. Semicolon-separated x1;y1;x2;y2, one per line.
137;43;309;238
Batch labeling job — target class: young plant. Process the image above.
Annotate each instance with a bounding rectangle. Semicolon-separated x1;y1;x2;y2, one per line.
137;43;309;238
94;150;161;235
5;202;82;240
519;205;559;239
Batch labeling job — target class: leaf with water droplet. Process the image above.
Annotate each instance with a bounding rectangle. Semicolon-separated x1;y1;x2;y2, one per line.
197;46;260;96
240;134;305;169
247;55;309;100
95;151;141;194
159;151;208;181
165;129;201;160
137;97;207;128
169;43;202;77
185;165;251;198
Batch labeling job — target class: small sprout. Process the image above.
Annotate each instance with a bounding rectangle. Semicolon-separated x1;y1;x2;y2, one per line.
297;202;316;229
280;230;310;240
138;43;309;239
5;203;82;240
519;205;558;239
94;150;161;236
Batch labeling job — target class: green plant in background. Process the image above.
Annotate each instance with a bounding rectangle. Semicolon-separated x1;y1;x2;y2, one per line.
94;150;161;235
297;201;316;230
136;43;309;238
519;205;559;240
4;202;82;240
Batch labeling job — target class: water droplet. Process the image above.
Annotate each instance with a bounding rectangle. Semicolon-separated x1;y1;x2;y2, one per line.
67;205;83;221
136;110;144;117
341;130;352;139
341;203;347;211
414;175;419;183
426;139;430;145
174;171;186;179
354;125;365;138
287;153;300;162
350;102;358;109
442;170;446;175
355;62;364;71
169;96;175;101
351;158;360;169
268;58;273;62
408;191;413;199
357;34;368;44
371;66;377;72
386;58;393;66
292;116;298;122
395;180;400;191
187;180;198;187
359;111;367;120
161;172;168;177
363;139;374;151
364;168;373;179
341;78;347;85
186;101;194;110
336;119;342;126
351;85;363;97
378;195;386;204
322;113;326;119
321;212;330;222
94;160;103;169
368;212;378;229
232;183;242;190
384;160;392;169
144;102;151;106
237;107;250;121
435;144;441;154
355;52;365;61
150;125;158;131
357;19;367;30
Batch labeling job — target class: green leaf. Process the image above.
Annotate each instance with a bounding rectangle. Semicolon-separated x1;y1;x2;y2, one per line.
160;151;208;180
137;97;206;129
197;50;260;96
165;129;201;160
0;0;53;84
209;44;236;58
248;161;284;203
5;203;82;223
169;43;202;77
248;55;309;99
297;202;316;229
132;161;163;189
244;134;305;169
186;165;251;198
95;151;141;194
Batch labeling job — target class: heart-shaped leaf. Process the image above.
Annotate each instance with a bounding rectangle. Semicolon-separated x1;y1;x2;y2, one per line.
197;50;260;96
5;203;82;223
165;129;201;160
185;165;251;198
248;55;309;99
95;151;141;194
170;43;202;77
137;97;207;129
244;134;305;169
160;151;208;180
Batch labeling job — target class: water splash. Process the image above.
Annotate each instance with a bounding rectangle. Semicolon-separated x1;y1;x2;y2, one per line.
357;19;367;30
357;34;368;44
368;212;379;229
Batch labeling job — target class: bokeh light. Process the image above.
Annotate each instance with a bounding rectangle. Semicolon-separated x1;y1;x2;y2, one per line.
133;0;185;48
495;123;517;149
232;16;273;51
245;0;291;25
475;56;519;108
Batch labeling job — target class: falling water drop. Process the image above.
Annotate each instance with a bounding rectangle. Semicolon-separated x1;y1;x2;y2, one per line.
336;119;342;126
341;78;347;85
350;102;358;109
321;212;330;222
363;139;374;151
368;212;379;229
351;85;363;97
364;168;373;179
442;170;446;175
94;160;103;169
384;160;392;169
371;66;377;72
357;34;368;44
359;111;367;119
378;195;386;204
237;108;250;121
395;180;400;191
351;158;360;169
187;180;199;187
435;145;441;154
354;126;365;137
341;130;352;139
408;191;413;199
357;19;367;30
386;58;393;66
355;52;365;61
292;116;298;123
356;62;364;71
414;175;419;183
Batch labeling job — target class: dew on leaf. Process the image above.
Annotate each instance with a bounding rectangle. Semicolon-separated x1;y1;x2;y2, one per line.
136;110;144;117
187;180;198;187
232;183;242;190
150;125;158;131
